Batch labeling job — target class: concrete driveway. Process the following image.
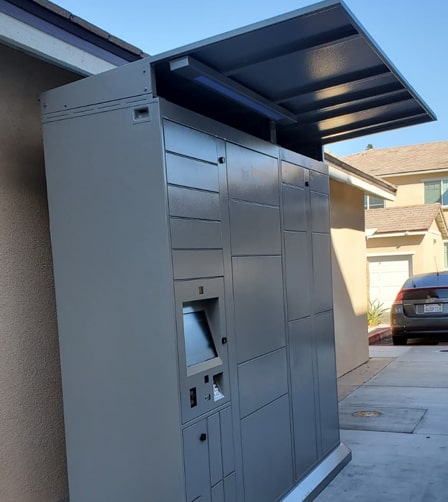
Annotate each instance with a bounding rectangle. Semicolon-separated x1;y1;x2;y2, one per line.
316;344;448;502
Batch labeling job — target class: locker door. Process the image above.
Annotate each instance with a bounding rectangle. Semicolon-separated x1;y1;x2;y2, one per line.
183;420;211;502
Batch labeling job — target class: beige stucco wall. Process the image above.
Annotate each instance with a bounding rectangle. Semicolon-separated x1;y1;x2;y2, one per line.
0;43;80;502
330;179;369;377
366;224;444;275
367;235;421;272
385;173;448;220
421;220;445;272
384;173;425;207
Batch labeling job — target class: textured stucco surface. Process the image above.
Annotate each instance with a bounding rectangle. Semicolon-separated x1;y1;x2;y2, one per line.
0;43;79;502
330;180;369;377
367;226;444;276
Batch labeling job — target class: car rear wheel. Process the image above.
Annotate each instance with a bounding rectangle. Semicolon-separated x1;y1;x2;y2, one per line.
392;335;407;345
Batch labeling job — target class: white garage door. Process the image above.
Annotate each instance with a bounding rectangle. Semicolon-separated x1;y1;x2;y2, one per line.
368;256;412;309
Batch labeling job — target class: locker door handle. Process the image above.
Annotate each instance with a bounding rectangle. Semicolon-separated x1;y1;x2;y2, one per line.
199;433;207;442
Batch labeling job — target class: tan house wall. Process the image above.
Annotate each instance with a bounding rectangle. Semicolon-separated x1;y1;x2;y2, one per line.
422;220;445;272
0;44;80;502
420;233;437;273
366;227;444;276
373;173;448;272
384;174;425;207
367;235;421;273
330;180;369;377
385;173;448;221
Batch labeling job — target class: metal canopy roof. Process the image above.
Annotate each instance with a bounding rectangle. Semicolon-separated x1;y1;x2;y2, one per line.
150;0;435;157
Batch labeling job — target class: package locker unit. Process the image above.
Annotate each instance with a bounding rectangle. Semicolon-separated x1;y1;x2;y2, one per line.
40;2;434;501
42;90;344;501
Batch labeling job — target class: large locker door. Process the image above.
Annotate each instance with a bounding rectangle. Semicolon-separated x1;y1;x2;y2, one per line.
240;396;293;502
315;311;340;455
289;317;318;479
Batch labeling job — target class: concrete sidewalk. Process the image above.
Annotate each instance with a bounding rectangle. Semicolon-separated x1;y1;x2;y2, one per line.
316;345;448;502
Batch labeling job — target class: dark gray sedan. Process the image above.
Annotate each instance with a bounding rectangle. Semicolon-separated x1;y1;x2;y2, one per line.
390;272;448;345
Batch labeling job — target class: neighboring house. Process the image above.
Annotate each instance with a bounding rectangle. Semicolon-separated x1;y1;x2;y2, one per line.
345;141;448;309
325;153;396;376
0;1;434;500
365;204;448;308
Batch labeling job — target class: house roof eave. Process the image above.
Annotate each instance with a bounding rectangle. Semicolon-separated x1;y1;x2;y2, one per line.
325;152;396;200
435;208;448;240
0;0;147;75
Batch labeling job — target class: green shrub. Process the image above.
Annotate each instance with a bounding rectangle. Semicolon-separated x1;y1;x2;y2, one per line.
368;300;387;327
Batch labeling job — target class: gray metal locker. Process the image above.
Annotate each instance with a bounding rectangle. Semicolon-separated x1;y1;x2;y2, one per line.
41;52;350;502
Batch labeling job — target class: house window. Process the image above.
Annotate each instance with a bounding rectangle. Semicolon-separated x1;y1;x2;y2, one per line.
424;180;448;206
444;242;448;269
364;195;385;210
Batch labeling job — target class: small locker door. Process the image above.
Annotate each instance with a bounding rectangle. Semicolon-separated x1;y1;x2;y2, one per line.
183;408;236;502
183;420;211;502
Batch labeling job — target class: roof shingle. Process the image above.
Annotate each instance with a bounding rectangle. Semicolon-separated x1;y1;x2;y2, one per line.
365;204;443;234
325;152;397;196
343;141;448;177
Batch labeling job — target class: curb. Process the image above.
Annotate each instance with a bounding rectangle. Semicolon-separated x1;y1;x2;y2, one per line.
368;326;391;345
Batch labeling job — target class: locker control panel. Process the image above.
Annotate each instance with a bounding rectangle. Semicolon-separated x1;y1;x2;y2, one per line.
175;278;230;423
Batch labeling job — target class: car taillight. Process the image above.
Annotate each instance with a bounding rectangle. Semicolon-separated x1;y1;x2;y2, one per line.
395;286;448;302
394;289;407;302
394;288;416;302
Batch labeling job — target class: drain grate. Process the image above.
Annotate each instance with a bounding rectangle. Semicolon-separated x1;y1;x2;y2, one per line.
351;410;382;418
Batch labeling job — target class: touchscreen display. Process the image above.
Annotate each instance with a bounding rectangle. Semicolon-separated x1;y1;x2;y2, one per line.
183;308;217;367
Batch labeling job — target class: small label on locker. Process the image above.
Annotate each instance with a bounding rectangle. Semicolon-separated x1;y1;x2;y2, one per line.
213;383;224;401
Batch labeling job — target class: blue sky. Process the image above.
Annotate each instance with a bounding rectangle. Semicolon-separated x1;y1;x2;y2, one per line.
55;0;447;157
